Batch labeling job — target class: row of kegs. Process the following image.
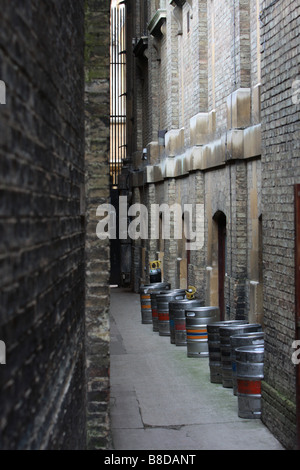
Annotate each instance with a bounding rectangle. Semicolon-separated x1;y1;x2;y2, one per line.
139;282;265;420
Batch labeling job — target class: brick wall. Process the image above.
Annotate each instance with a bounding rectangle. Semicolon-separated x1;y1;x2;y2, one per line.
260;0;300;450
0;1;86;449
85;0;111;450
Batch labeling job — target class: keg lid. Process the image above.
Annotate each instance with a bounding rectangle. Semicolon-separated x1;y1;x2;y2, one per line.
220;323;262;335
236;345;264;354
140;282;171;292
208;320;248;327
230;331;264;341
185;306;219;313
150;289;170;296
169;298;202;306
157;289;186;296
156;290;186;303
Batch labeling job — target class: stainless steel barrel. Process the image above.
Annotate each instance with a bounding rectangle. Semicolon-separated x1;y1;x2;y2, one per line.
139;283;171;324
169;299;203;346
156;290;186;336
150;289;171;332
230;332;264;395
150;268;161;283
207;320;248;384
219;323;262;388
185;306;220;357
236;345;264;419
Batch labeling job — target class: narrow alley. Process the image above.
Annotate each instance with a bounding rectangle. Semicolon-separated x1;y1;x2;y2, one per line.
110;287;284;451
0;0;299;451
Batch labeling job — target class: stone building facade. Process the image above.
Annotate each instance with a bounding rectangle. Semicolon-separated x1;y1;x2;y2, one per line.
126;0;300;449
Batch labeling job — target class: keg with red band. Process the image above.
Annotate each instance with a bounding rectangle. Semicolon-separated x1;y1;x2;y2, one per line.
237;379;261;395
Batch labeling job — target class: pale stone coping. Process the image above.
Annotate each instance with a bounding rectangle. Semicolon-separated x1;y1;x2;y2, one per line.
148;9;167;37
132;85;261;186
243;124;261;159
226;88;251;129
169;0;186;7
131;123;261;187
165;128;185;157
190;110;216;146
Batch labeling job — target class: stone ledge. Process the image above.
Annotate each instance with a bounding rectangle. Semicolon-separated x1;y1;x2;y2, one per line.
165;128;184;157
243;124;261;159
190;110;216;146
133;36;148;58
148;9;167;38
227;88;251;129
170;0;186;7
131;124;261;186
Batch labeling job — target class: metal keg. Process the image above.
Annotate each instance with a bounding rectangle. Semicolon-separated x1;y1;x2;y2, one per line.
230;332;264;395
150;289;171;332
185;306;220;358
219;323;262;389
156;289;186;336
149;261;162;283
150;268;162;283
139;282;171;324
169;299;203;346
236;345;264;419
207;320;248;384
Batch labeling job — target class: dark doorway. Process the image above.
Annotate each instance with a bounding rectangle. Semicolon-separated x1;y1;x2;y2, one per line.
214;211;227;320
110;187;121;286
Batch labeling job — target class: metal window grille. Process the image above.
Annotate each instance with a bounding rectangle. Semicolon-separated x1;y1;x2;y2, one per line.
110;2;127;187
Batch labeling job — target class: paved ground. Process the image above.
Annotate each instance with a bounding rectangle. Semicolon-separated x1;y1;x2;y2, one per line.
109;287;285;451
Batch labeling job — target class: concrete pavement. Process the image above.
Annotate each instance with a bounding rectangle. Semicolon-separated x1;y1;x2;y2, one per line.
109;287;284;450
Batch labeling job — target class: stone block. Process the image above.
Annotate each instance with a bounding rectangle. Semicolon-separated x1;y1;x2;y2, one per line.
227;88;251;129
147;141;160;164
244;124;261;159
226;129;244;160
165;128;184;157
252;83;261;125
190;110;216;146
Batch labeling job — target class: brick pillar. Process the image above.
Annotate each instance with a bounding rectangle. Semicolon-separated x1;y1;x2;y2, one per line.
163;178;178;287
85;0;112;450
0;0;86;450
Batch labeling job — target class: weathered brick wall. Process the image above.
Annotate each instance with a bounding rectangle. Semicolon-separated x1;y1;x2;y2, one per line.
85;0;111;450
179;1;208;146
250;0;261;89
0;1;86;449
246;159;263;325
260;0;300;450
207;0;232;131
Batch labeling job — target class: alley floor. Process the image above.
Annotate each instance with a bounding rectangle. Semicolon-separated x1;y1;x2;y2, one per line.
109;287;285;451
